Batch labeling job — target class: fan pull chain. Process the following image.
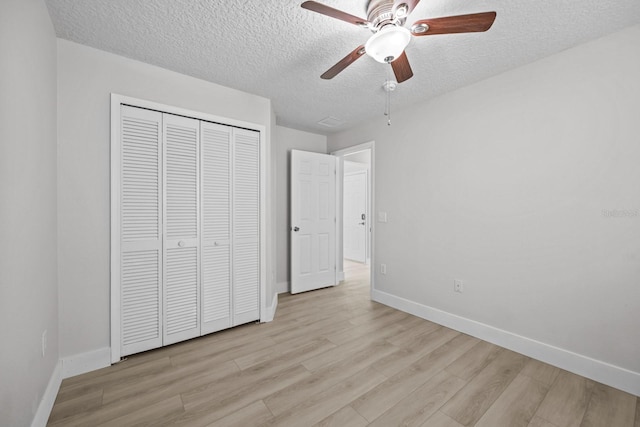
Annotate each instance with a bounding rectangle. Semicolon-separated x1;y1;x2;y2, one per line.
382;70;396;126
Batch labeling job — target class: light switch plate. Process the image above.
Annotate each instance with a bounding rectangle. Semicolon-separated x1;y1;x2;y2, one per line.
378;212;388;223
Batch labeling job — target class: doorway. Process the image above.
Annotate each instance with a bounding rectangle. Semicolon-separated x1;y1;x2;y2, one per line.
332;142;374;289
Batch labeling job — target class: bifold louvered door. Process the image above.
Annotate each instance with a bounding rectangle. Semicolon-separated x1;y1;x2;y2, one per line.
200;122;232;334
163;114;201;345
233;129;260;324
115;104;260;358
119;106;163;357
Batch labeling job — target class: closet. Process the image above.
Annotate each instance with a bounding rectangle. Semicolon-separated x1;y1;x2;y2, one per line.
112;102;261;359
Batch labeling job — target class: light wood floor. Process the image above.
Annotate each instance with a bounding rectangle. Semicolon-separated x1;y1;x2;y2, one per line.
49;261;639;426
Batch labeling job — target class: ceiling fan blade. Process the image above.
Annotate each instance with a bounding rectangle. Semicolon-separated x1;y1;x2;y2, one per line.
411;11;497;36
321;45;366;79
391;51;413;83
393;0;421;17
301;1;369;27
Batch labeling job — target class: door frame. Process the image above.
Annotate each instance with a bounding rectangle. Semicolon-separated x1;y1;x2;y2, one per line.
110;94;268;363
331;141;375;293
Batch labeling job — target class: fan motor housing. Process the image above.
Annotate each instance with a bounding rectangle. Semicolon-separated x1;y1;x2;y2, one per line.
366;0;407;30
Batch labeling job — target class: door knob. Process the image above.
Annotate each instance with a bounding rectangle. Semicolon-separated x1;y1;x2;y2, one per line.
359;222;365;225
178;241;185;247
293;226;300;232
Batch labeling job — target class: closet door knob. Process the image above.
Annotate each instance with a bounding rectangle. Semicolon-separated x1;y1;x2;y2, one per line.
178;241;185;247
293;226;300;232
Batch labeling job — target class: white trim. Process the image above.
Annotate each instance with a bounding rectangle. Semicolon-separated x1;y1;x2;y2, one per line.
62;347;111;379
372;289;640;396
337;271;345;282
331;141;375;293
263;292;278;323
110;94;268;358
31;361;62;427
110;95;121;363
276;281;289;294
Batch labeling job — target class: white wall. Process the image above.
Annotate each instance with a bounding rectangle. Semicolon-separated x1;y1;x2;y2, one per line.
275;126;327;292
328;25;640;393
57;40;275;362
0;0;59;425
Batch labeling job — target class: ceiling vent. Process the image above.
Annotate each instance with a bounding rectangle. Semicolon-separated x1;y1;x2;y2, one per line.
317;116;346;128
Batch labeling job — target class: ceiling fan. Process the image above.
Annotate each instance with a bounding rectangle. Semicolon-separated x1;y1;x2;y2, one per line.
301;0;497;83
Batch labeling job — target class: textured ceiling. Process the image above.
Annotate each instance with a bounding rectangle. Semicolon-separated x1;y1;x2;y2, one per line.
45;0;640;134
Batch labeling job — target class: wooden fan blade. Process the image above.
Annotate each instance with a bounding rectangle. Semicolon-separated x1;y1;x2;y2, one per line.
393;0;421;17
411;11;496;36
321;45;366;79
301;1;369;27
391;51;413;83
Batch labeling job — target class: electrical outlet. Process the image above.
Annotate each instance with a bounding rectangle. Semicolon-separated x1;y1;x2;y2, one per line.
41;330;47;357
380;264;387;274
454;279;463;293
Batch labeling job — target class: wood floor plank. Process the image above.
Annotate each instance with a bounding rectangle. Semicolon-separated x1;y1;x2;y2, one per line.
179;341;326;411
636;398;640;427
580;382;637;427
475;373;550;427
207;400;274;427
351;333;478;422
528;416;560;427
386;317;442;347
534;370;595;427
520;358;561;387
368;370;466;427
101;358;238;405
421;410;465;427
445;340;503;381
373;327;461;378
440;348;528;426
264;340;397;416
48;360;235;426
260;367;387;426
47;389;103;424
314;405;369;427
169;364;312;426
99;395;184;427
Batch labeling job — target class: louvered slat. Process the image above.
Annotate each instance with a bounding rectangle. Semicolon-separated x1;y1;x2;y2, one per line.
122;249;160;346
165;247;198;336
121;116;160;242
165;123;198;240
202;125;231;241
234;243;259;316
202;245;230;323
233;131;259;242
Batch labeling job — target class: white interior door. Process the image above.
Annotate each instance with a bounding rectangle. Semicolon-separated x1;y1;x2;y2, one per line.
291;150;337;294
119;106;163;357
162;113;201;345
200;122;232;334
232;129;260;324
343;170;367;263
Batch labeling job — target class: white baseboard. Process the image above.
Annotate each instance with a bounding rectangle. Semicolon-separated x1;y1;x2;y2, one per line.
61;347;111;379
31;360;62;427
372;289;640;397
276;281;289;294
263;292;278;323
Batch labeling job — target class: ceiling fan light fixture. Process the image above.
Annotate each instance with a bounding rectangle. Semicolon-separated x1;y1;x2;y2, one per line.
365;25;411;63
